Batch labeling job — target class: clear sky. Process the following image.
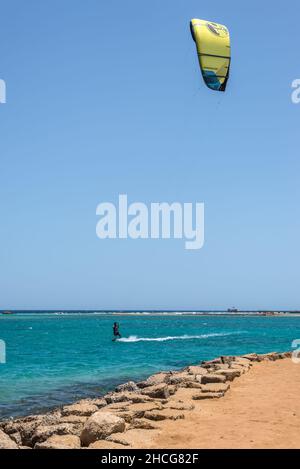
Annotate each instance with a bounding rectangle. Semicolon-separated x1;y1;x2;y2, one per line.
0;1;299;310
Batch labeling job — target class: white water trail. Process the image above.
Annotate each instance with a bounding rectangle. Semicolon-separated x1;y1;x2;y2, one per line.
117;332;243;343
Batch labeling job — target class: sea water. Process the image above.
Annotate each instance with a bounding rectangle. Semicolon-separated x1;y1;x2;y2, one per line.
0;312;299;419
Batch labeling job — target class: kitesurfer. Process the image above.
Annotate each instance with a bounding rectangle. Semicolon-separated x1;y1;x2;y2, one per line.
113;322;121;339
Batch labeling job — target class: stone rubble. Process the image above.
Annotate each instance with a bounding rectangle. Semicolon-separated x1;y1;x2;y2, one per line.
0;351;291;449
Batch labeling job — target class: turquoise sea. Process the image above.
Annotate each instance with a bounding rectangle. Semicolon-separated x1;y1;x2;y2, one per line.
0;312;299;419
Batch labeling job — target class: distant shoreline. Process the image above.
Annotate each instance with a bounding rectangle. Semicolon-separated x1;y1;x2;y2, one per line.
1;310;300;317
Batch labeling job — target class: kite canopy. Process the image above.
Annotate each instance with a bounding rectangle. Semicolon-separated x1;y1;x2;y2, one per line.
190;19;231;92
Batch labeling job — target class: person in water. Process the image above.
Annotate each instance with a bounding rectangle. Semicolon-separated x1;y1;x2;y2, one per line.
113;322;121;339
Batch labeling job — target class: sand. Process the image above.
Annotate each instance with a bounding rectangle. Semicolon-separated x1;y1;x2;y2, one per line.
121;358;300;449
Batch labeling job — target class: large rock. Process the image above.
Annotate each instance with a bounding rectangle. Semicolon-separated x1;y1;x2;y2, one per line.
103;402;133;411
233;357;253;366
1;415;39;435
186;366;208;376
201;358;223;368
220;356;236;365
184;381;202;389
261;352;279;361
32;423;82;445
237;362;251;372
202;356;240;370
60;415;88;425
2;412;59;434
35;434;81;449
115;381;139;393
99;407;139;424
77;398;107;408
141;384;170;399
0;429;19;449
62;403;99;417
214;369;241;381
128;402;163;412
167;372;193;385
125;402;163;419
167;385;178;395
18;421;41;447
129;419;160;430
105;401;164;422
104;392;150;405
3;412;62;447
144;410;185;421
201;383;230;393
80;412;125;447
201;374;226;384
242;353;262;362
10;431;22;446
137;372;169;388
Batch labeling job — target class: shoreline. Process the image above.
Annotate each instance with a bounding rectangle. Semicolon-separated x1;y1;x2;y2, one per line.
2;312;300;318
0;350;297;449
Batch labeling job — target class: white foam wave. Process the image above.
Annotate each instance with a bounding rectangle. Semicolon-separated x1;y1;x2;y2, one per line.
117;332;240;343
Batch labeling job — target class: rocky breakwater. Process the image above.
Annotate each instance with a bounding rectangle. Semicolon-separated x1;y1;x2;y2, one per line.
0;351;291;449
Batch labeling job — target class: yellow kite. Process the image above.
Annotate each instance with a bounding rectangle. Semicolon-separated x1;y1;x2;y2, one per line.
190;19;231;92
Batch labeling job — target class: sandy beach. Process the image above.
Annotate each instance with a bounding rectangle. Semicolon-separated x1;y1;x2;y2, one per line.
128;357;300;449
1;351;300;449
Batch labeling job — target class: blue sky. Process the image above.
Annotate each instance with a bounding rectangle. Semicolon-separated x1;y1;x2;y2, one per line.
0;0;299;310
